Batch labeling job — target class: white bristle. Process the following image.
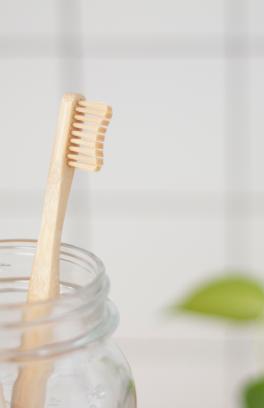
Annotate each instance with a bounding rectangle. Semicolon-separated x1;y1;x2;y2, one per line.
71;130;105;142
70;138;104;149
73;123;107;133
74;115;110;127
67;154;103;165
68;161;101;172
69;145;104;157
68;99;111;171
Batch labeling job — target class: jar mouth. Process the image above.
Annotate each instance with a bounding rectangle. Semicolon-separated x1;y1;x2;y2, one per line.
0;239;106;311
0;239;119;362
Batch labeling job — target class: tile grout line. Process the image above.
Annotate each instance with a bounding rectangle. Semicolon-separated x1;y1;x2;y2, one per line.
224;1;252;406
224;0;251;270
56;0;92;245
0;35;264;59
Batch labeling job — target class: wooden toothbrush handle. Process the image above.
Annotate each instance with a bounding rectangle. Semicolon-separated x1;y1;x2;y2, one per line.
11;94;84;408
29;94;84;303
11;363;52;408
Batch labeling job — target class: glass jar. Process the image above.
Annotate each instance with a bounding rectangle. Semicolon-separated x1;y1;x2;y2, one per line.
0;240;136;408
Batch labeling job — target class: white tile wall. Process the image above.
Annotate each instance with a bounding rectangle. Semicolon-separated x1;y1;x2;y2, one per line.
0;1;59;36
0;59;59;190
249;59;264;192
90;215;226;338
118;336;259;408
249;216;264;271
249;0;264;36
82;58;226;192
83;0;225;37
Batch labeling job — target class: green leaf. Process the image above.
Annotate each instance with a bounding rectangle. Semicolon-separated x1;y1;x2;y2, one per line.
171;275;264;322
243;377;264;408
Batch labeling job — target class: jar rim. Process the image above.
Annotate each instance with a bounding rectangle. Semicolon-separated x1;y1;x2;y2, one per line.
0;239;106;311
0;239;119;361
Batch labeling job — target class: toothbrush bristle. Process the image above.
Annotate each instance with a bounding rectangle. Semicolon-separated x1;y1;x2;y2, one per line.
68;99;112;171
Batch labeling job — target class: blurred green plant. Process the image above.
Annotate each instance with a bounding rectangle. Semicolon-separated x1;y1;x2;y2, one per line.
169;274;264;408
243;378;264;408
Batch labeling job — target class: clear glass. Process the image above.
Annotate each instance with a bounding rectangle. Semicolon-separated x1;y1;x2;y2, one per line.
0;240;136;408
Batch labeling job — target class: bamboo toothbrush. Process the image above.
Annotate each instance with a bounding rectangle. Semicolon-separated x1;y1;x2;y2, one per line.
11;93;112;408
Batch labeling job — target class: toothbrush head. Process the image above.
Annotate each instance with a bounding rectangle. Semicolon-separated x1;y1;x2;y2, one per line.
68;99;112;172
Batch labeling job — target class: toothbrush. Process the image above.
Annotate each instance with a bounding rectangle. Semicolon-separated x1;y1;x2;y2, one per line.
30;93;111;303
11;93;112;408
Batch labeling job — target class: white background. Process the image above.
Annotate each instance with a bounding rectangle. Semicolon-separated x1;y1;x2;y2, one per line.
0;0;264;406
